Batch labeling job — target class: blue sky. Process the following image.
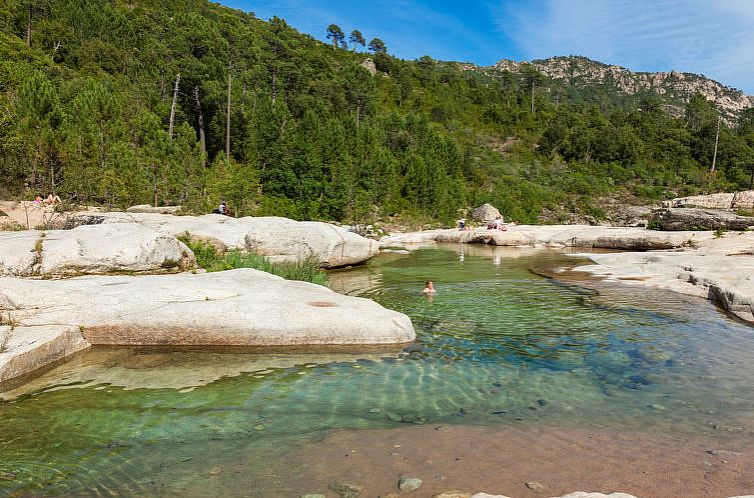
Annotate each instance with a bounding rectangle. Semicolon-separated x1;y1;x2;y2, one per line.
222;0;754;94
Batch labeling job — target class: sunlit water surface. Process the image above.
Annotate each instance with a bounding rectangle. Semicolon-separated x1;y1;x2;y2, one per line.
1;245;753;496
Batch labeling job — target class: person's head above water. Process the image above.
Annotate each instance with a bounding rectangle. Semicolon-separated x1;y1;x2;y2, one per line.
422;280;436;294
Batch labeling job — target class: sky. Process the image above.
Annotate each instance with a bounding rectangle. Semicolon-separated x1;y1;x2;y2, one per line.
222;0;754;94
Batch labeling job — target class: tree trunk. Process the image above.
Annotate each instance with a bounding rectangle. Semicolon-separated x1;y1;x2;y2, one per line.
271;69;277;107
531;84;535;114
710;115;721;173
25;2;32;47
193;86;206;156
168;73;180;140
226;62;232;160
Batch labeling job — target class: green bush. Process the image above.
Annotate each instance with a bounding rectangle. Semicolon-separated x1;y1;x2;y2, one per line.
178;236;328;286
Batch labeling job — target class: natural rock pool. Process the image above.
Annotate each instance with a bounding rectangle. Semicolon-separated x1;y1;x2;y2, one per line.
2;245;753;497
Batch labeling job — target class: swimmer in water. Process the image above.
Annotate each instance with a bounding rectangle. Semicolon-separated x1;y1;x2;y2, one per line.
422;280;436;295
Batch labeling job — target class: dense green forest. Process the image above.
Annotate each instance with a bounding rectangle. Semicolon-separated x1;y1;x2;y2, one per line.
1;0;753;224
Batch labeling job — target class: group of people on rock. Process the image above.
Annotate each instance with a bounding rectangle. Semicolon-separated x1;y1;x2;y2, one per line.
456;215;508;231
33;193;62;206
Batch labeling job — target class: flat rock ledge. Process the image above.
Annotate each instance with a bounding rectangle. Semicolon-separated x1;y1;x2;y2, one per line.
92;212;379;268
575;231;754;324
381;225;714;251
0;269;415;385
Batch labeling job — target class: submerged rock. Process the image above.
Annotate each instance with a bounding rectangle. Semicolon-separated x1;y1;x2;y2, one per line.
329;481;362;498
398;477;423;492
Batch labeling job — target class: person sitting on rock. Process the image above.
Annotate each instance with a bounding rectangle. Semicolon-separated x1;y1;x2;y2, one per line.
213;201;230;216
487;216;507;231
457;218;466;230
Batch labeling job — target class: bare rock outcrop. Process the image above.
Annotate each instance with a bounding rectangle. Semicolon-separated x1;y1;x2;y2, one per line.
649;208;754;231
662;190;754;211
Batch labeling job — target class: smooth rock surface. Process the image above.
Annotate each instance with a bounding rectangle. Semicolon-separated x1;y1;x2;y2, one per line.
39;224;193;275
0;269;414;384
0;225;193;276
577;231;754;324
94;212;379;268
648;207;754;231
0;231;40;276
0;325;90;384
1;269;415;347
381;225;714;251
398;477;423;492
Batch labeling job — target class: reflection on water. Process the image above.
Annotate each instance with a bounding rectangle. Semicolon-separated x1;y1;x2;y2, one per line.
2;245;754;497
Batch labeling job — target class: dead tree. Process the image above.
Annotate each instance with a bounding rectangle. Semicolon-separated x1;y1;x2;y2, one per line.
168;73;180;139
193;86;206;156
226;61;232;160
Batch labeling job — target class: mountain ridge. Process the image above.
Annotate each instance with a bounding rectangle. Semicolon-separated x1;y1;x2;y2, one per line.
460;55;753;121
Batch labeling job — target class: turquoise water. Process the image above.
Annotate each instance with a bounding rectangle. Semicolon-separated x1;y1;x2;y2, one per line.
1;245;754;496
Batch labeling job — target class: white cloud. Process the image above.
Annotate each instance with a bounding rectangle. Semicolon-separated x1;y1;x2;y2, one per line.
494;0;754;93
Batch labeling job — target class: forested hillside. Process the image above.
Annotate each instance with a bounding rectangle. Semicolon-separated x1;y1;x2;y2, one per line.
1;0;753;224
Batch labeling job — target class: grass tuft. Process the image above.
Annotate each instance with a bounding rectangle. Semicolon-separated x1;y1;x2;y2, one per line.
178;236;328;286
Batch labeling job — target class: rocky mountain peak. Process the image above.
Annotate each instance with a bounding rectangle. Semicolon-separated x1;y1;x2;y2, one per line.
489;56;753;121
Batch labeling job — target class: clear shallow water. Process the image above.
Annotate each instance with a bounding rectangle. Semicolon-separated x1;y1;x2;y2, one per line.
2;245;754;497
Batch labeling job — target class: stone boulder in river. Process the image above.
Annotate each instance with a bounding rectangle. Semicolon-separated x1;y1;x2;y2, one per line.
472;203;502;222
0;269;415;383
94;212;379;268
649;208;754;231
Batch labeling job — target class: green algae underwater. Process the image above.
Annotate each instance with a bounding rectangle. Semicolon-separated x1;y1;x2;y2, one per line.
2;246;754;497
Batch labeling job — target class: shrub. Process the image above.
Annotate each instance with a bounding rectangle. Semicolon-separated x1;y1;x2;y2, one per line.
178;236;328;286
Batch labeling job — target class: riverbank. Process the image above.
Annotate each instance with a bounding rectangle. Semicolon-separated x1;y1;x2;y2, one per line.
381;225;754;325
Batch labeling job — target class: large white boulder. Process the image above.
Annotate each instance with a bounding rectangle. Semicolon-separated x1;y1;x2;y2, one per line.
242;217;377;267
0;224;193;276
93;212;379;267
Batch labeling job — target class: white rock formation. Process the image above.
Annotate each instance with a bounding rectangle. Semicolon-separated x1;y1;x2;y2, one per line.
576;231;754;323
381;225;714;251
93;212;379;268
0;269;415;383
0;224;193;277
